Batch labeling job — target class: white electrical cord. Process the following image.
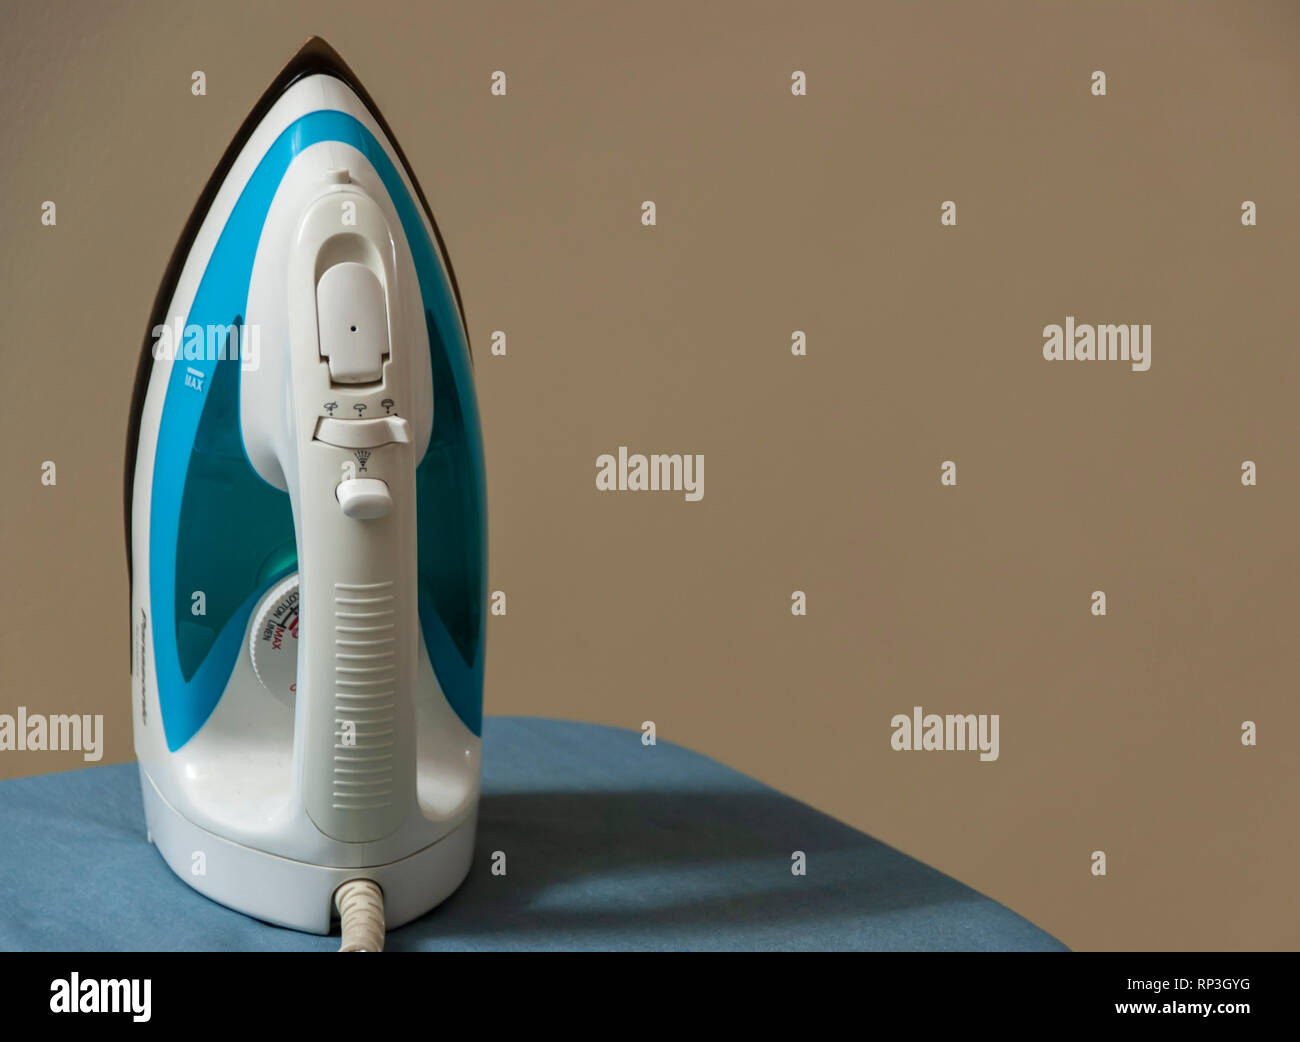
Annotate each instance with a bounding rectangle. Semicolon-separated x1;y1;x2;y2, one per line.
335;879;386;952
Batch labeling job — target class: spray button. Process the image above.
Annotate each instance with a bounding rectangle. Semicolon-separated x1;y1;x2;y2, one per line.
336;477;393;520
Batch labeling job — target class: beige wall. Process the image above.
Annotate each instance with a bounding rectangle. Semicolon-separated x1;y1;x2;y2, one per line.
2;0;1297;951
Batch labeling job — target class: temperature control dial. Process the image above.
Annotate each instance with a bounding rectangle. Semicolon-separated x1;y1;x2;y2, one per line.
249;574;300;698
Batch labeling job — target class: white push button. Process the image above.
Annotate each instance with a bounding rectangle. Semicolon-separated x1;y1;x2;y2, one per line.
314;415;411;449
317;262;389;383
336;478;393;519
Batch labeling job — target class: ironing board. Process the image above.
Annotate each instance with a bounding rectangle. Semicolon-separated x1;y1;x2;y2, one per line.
0;716;1066;951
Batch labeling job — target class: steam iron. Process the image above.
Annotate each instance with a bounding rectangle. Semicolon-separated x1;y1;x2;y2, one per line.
124;38;486;949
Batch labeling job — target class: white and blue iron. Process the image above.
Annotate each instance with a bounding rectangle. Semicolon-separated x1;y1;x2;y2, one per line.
125;38;486;948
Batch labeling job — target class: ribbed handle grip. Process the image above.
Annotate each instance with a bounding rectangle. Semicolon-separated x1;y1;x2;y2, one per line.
295;437;418;842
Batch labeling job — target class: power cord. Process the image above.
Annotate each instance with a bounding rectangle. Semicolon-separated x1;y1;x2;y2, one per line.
334;879;385;952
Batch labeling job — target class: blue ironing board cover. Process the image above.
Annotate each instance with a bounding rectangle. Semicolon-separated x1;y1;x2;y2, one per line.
0;716;1066;951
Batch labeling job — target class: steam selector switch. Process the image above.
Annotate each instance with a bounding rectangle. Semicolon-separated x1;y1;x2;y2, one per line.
336;478;393;520
317;262;389;383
